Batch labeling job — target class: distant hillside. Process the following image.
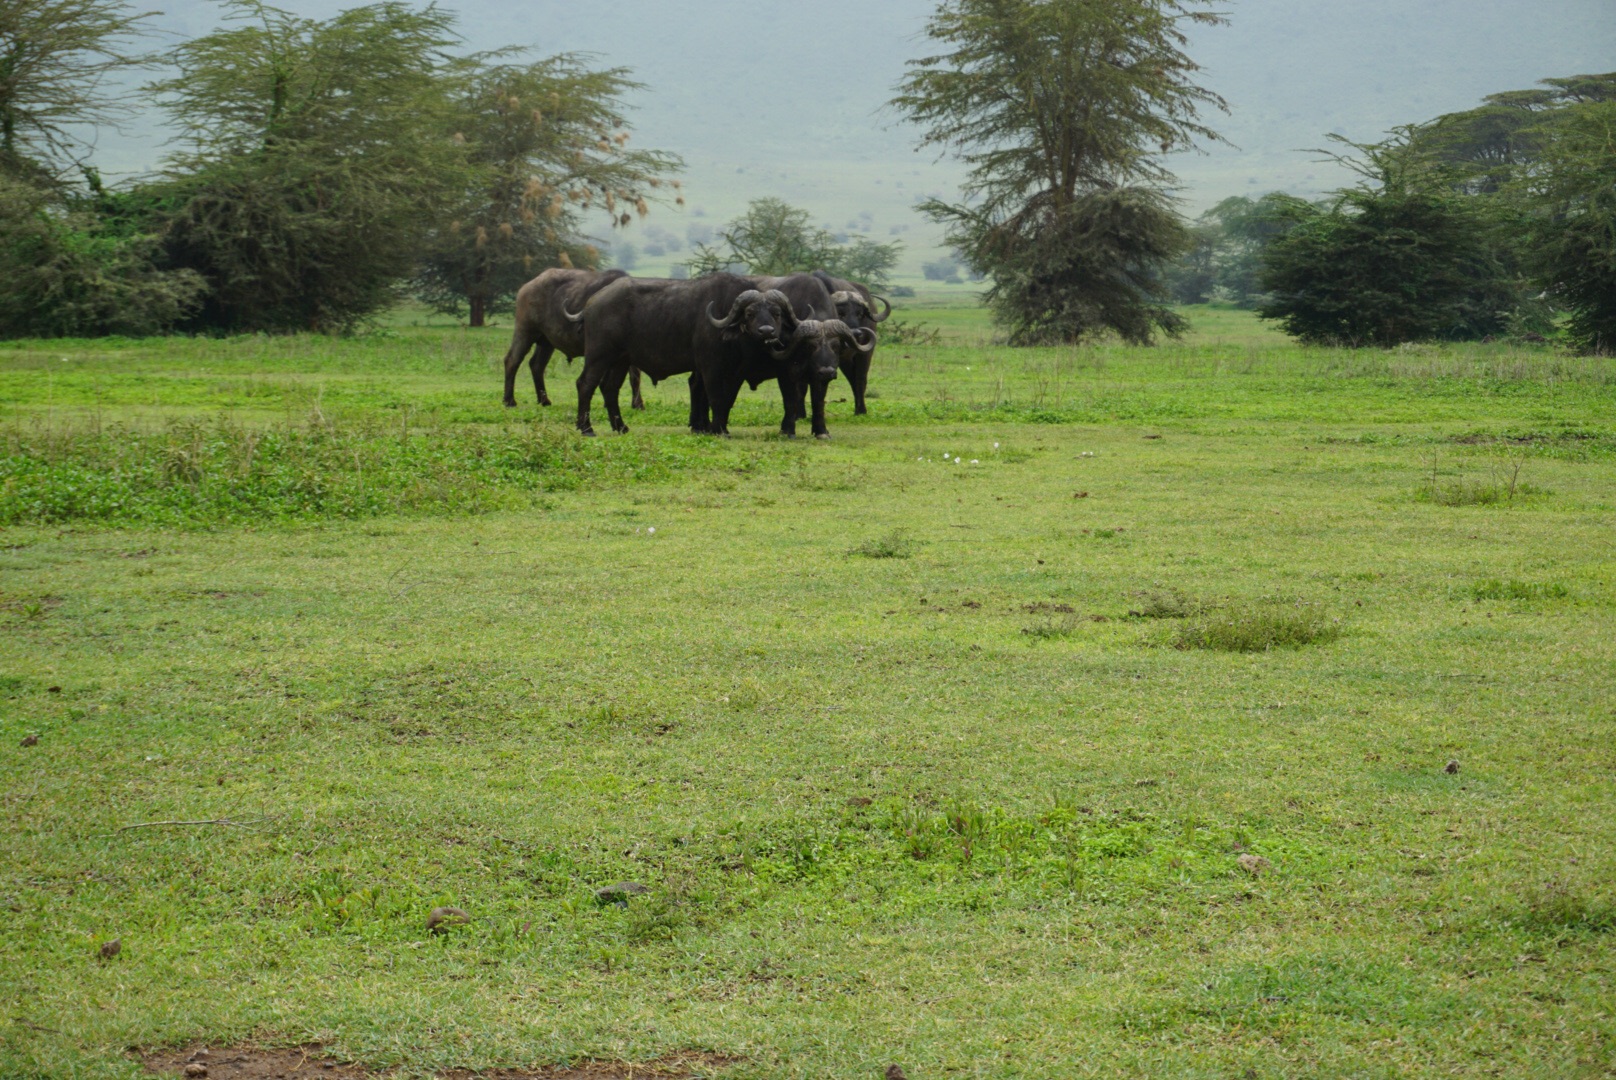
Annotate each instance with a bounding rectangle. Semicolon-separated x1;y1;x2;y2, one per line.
90;0;1616;280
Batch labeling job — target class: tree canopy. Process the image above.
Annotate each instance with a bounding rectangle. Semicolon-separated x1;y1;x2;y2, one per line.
147;1;471;332
412;52;682;326
892;0;1227;344
0;0;153;179
686;198;901;289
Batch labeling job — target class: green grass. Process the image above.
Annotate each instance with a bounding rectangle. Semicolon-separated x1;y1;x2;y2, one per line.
2;308;1615;1078
1172;601;1343;653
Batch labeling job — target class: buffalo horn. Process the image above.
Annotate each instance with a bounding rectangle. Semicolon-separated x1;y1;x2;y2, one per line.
708;289;765;330
849;326;877;352
870;294;892;322
562;303;586;323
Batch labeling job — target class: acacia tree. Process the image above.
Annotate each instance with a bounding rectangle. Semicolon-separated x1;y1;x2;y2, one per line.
149;1;471;333
892;0;1227;344
413;54;682;326
0;0;153;179
686;197;901;288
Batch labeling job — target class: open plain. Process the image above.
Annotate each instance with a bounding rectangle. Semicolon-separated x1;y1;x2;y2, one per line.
2;305;1614;1078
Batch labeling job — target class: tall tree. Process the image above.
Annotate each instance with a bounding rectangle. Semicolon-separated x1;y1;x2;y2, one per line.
1412;72;1616;352
149;1;470;333
0;0;153;179
413;53;681;327
892;0;1227;344
1523;96;1616;353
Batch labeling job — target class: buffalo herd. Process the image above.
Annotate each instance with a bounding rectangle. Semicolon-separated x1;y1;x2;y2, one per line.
500;268;891;439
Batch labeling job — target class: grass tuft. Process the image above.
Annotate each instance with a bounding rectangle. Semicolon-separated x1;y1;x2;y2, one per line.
1129;589;1198;619
1508;882;1616;937
1022;613;1083;640
847;530;914;559
1174;602;1341;653
1470;579;1569;602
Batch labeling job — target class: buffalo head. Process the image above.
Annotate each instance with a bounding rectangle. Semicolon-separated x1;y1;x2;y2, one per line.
771;319;874;383
827;290;892;329
707;289;796;345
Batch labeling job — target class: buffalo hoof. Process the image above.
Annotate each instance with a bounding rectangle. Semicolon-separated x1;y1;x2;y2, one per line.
539;398;551;407
503;400;517;408
579;428;596;437
815;432;832;441
631;400;647;411
854;406;868;416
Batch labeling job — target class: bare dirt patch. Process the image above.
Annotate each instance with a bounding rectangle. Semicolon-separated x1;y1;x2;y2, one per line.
143;1046;739;1080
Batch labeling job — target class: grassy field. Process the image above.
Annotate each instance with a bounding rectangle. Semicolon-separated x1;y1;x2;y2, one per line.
2;308;1614;1079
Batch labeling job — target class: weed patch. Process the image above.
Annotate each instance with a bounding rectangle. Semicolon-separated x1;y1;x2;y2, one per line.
1469;579;1569;602
1022;613;1083;640
1505;882;1616;938
1174;602;1341;652
1418;454;1547;506
847;530;914;559
1129;589;1198;619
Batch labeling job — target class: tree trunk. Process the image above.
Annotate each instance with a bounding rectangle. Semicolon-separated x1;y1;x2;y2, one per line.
469;295;486;328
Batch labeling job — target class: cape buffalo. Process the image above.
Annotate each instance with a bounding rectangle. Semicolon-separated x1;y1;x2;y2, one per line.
567;273;871;439
701;299;874;439
811;270;891;415
501;268;644;410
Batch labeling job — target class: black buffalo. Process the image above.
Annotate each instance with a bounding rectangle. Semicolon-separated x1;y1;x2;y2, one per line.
567;273;871;438
811;270;891;415
501;268;645;410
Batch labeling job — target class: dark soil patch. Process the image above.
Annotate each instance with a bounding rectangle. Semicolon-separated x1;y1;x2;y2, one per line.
144;1045;739;1080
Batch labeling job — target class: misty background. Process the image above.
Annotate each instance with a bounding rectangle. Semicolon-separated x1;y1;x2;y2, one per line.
87;0;1616;280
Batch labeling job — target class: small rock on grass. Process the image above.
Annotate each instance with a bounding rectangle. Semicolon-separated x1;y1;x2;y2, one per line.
1445;759;1461;775
426;907;470;933
184;1064;208;1077
595;882;649;905
99;938;121;959
20;734;38;747
1237;854;1271;876
886;1066;908;1080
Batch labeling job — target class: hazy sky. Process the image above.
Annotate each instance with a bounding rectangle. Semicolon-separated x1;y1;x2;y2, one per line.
97;0;1616;273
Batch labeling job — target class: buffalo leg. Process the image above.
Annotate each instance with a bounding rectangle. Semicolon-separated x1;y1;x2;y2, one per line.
688;373;712;433
501;326;535;407
847;354;871;415
601;367;631;434
529;342;557;406
706;373;742;437
575;364;604;436
776;377;800;437
810;378;831;439
630;367;646;410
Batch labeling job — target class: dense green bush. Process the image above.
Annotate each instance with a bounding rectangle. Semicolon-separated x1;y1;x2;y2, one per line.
0;176;206;338
1258;157;1509;346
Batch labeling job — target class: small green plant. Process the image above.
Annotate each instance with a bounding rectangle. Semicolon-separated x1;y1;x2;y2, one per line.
1470;579;1570;602
1023;612;1083;640
848;530;914;559
1174;602;1341;653
1508;881;1616;936
1422;453;1544;506
883;319;942;346
1129;589;1197;619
